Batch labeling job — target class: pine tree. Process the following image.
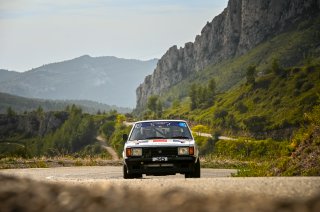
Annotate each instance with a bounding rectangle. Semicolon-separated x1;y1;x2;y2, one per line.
207;78;216;105
6;107;16;117
246;65;256;85
156;100;163;117
189;84;198;110
272;58;284;76
147;95;158;113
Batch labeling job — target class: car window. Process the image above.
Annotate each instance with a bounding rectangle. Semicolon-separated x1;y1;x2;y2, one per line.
129;121;192;140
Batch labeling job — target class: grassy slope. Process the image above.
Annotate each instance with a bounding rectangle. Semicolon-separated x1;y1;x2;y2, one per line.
164;65;320;137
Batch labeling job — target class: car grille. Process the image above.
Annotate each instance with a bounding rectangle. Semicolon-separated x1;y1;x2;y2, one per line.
142;147;177;157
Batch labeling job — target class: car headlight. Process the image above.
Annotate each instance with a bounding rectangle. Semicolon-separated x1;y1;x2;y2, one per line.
126;148;143;157
178;147;195;155
131;148;142;156
178;147;189;155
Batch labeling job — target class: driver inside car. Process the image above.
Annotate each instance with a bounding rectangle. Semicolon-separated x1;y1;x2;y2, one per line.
141;127;156;139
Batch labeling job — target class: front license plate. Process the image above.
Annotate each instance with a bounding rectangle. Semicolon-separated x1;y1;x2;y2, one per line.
152;157;168;162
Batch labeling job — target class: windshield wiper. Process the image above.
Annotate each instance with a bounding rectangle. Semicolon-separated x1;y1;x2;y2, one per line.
145;136;166;139
170;136;190;139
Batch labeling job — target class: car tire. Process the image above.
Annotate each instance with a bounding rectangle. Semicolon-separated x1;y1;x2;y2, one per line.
185;159;201;178
123;164;133;179
123;165;142;179
193;159;201;178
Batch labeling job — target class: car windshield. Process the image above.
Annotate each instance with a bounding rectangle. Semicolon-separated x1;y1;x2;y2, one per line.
129;121;193;141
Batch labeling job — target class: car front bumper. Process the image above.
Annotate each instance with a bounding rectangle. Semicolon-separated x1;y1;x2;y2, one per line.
124;156;197;176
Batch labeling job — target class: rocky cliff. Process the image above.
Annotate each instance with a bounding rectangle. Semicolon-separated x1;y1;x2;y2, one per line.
136;0;320;110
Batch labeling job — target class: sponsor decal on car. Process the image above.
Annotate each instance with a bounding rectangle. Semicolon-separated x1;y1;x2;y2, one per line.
173;140;186;143
153;139;167;142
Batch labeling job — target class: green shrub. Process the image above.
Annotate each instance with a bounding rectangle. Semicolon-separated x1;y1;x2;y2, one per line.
301;82;314;92
0;143;26;158
235;161;271;177
214;109;228;119
235;102;248;113
213;139;290;160
243;116;268;132
295;78;307;90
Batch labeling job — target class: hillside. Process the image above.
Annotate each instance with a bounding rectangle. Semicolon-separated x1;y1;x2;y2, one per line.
154;15;320;106
135;0;320;140
0;92;131;114
164;64;320;139
140;12;320;139
136;0;320;110
0;55;157;108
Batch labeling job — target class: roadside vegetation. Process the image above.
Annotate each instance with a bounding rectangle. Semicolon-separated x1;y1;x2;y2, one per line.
0;105;131;167
185;101;320;177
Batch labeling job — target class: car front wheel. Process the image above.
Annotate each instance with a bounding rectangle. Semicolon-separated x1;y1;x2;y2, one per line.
123;165;142;179
185;159;201;178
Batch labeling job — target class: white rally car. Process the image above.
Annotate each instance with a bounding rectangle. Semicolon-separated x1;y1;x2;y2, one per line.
122;120;200;179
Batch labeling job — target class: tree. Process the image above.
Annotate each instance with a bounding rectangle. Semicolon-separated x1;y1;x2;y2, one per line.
189;79;217;110
6;107;16;117
207;78;216;105
208;78;216;95
41;104;98;156
101;121;116;139
147;95;163;118
36;106;44;114
156;100;163;117
272;58;284;76
36;106;44;118
198;85;209;108
116;114;126;124
246;65;256;85
147;95;158;113
189;84;198;110
172;99;180;109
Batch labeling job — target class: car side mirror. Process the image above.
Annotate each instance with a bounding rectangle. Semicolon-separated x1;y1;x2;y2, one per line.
122;134;128;141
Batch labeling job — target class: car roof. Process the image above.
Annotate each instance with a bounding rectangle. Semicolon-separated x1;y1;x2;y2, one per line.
134;119;188;124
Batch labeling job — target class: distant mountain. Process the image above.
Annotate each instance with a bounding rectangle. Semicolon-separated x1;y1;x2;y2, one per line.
0;55;157;107
0;92;132;114
0;69;20;83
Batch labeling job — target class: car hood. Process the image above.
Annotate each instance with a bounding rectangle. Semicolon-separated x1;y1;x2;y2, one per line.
125;139;195;147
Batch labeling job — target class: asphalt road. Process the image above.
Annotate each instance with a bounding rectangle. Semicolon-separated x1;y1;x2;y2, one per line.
0;166;236;181
1;166;320;200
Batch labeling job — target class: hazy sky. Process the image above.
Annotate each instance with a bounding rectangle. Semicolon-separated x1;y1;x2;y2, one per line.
0;0;228;72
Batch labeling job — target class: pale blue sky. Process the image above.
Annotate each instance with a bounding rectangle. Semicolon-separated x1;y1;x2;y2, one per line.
0;0;228;72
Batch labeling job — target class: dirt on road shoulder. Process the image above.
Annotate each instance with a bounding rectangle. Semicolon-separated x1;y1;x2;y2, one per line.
96;135;120;160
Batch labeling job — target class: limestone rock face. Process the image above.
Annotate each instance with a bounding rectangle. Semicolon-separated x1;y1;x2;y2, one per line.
136;0;320;110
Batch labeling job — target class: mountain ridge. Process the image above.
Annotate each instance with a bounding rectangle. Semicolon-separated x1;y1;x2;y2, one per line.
136;0;320;110
0;69;20;83
0;92;131;114
0;55;157;108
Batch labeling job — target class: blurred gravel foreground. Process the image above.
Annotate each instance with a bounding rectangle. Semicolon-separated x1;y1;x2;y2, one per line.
1;174;320;212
